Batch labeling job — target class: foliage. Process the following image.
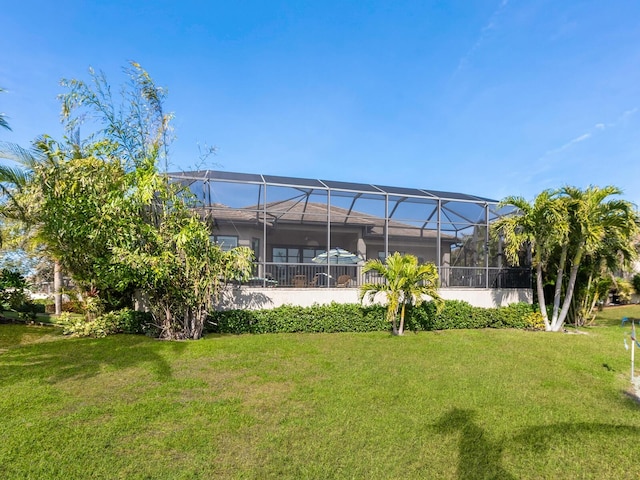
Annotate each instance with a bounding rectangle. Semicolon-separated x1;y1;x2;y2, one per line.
210;303;388;334
209;300;541;335
359;252;443;335
409;300;542;331
58;308;153;338
632;273;640;294
2;63;254;340
495;186;639;332
612;277;633;304
0;268;30;313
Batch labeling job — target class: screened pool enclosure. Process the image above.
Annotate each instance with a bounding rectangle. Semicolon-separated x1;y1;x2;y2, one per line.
169;170;531;289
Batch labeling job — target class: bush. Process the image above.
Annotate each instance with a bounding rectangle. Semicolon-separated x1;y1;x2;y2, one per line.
633;274;640;295
0;269;30;313
59;309;154;338
62;300;85;314
209;302;388;334
209;300;539;335
16;302;46;314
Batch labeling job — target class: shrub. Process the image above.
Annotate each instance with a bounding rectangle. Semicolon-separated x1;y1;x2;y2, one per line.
16;302;46;314
59;309;154;338
0;269;30;313
209;302;388;334
209;300;538;335
633;274;640;295
61;300;85;314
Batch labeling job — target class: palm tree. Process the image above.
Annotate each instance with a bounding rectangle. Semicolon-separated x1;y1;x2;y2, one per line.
493;190;569;331
359;252;442;336
495;186;639;332
0;137;67;314
554;185;639;330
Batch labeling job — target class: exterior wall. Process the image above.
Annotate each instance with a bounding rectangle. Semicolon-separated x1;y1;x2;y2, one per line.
217;287;532;310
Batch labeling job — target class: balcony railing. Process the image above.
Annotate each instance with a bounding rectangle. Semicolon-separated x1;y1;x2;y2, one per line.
242;263;531;289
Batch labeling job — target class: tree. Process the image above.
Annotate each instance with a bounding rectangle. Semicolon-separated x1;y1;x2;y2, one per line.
570;224;636;325
493;190;568;331
494;186;638;332
2;63;254;339
359;252;442;335
0;136;77;315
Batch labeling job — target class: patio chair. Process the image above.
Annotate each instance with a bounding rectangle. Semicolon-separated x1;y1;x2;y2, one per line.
336;274;351;288
293;274;308;287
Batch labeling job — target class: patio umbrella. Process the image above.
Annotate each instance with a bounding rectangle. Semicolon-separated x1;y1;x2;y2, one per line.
312;248;361;265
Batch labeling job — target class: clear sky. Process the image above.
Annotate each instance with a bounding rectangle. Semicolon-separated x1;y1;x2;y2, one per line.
2;1;640;206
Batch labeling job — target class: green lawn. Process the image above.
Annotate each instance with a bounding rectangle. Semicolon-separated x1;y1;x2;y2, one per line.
1;306;640;479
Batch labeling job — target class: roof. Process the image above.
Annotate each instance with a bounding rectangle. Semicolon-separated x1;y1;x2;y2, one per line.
168;169;498;204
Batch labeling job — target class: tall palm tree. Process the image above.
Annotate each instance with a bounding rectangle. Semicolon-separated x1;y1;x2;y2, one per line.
493;190;569;331
495;186;639;332
555;185;639;330
359;252;442;336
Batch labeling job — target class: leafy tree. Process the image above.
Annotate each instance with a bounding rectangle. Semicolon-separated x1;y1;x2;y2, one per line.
359;252;442;335
495;186;638;332
43;63;251;339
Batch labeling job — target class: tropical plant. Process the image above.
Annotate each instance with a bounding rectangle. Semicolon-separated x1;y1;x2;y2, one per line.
495;186;639;332
359;252;442;335
0;135;84;315
493;190;568;331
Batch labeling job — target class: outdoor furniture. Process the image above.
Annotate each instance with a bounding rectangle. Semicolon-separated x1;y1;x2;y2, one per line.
310;272;334;287
293;274;308;287
336;275;351;288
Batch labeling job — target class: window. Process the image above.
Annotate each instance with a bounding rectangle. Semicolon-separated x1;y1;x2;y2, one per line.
272;247;326;263
210;235;238;251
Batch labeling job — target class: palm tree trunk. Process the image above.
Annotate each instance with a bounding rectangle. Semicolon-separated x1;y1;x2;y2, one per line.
553;249;584;331
398;303;406;336
53;260;62;315
536;263;550;331
550;245;568;326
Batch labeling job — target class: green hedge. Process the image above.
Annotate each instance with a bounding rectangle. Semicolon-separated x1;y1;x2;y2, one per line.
209;300;542;335
208;303;389;334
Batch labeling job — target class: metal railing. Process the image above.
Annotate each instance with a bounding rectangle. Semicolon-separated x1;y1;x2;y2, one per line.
242;263;531;289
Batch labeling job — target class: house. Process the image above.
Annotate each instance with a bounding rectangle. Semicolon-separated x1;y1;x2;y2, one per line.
169;170;532;309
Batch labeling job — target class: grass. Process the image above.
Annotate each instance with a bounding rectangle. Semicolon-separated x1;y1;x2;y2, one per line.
1;306;640;479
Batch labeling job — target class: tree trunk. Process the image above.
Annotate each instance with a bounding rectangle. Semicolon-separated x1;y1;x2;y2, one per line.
550;246;568;326
552;249;584;331
53;260;63;316
536;263;550;331
398;303;406;336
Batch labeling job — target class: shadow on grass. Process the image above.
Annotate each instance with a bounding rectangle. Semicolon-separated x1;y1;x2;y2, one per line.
434;408;516;480
0;333;187;386
434;408;640;479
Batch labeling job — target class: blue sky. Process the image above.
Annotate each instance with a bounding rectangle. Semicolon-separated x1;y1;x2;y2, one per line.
2;1;640;206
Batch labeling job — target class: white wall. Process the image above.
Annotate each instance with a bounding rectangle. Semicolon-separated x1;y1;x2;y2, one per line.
217;287;532;310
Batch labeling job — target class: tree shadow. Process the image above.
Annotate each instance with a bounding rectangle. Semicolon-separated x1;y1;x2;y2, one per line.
218;287;273;310
513;421;640;451
433;408;640;478
0;333;186;387
433;408;516;479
